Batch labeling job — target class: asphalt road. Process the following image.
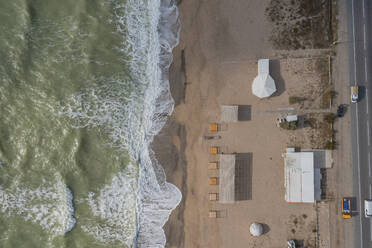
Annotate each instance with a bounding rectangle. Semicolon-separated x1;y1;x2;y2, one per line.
348;0;372;247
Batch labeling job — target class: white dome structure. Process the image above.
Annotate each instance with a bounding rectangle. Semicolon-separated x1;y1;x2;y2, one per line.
252;59;276;98
252;74;276;98
250;222;263;236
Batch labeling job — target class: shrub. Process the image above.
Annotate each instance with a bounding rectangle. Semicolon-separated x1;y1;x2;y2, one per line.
324;141;335;150
289;96;306;104
325;90;336;101
325;128;334;137
280;121;298;130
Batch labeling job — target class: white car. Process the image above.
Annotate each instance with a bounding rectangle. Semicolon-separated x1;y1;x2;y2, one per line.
351;85;359;103
365;200;372;217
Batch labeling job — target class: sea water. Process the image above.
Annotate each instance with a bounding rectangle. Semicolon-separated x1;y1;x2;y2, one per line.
0;0;181;247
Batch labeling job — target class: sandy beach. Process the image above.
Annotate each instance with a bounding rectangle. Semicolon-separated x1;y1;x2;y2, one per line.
153;0;340;247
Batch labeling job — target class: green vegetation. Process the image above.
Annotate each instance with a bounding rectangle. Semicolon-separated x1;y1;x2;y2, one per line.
323;113;335;124
325;90;336;102
279;121;298;130
321;89;335;109
324;141;335;150
289;96;306;105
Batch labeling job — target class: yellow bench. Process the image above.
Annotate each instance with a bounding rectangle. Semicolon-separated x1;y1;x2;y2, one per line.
209;123;219;132
209;177;218;185
210;146;219;155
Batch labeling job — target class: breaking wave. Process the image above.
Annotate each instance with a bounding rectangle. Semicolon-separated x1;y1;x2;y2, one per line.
0;176;76;236
60;0;182;247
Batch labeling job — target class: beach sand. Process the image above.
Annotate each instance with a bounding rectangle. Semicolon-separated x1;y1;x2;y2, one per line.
153;0;337;247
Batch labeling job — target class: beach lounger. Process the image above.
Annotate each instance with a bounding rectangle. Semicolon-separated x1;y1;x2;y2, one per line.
209;193;219;201
209;177;218;185
208;162;218;170
209;146;219;155
209;123;219;132
209;210;218;218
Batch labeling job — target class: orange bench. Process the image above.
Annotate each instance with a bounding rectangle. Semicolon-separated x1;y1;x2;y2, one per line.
209;177;218;185
210;146;219;155
209;123;219;132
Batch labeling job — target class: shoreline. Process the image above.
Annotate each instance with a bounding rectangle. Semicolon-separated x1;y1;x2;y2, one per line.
152;32;187;247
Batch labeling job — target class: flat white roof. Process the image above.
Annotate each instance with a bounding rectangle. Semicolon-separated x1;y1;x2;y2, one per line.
221;105;239;122
284;152;320;203
286;115;298;122
258;59;269;74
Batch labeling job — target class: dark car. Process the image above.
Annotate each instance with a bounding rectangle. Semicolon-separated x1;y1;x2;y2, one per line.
337;104;347;117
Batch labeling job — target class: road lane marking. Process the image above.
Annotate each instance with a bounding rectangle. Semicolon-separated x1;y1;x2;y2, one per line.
364;24;367;51
368;121;370;146
363;0;366;18
367;92;369;114
365;56;368;81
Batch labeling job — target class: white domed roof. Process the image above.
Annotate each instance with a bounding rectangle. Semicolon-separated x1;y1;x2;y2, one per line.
250;222;263;236
252;74;276;98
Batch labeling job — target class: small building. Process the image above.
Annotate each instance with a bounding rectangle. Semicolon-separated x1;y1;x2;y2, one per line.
252;59;276;98
285;115;298;122
283;150;322;203
276;115;298;125
220;105;251;122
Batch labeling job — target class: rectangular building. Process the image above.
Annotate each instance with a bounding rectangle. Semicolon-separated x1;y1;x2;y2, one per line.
284;151;322;203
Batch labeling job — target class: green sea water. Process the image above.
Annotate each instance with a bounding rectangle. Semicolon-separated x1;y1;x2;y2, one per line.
0;0;181;247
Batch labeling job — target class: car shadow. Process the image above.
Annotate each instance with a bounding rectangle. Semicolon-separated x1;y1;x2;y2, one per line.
358;85;366;102
351;197;358;216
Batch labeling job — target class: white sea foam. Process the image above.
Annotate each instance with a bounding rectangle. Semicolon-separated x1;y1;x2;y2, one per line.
119;1;182;246
0;176;76;235
81;167;137;246
60;0;182;247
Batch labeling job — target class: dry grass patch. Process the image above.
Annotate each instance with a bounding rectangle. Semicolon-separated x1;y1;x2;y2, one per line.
265;0;332;50
286;214;317;248
286;113;334;149
284;57;331;109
